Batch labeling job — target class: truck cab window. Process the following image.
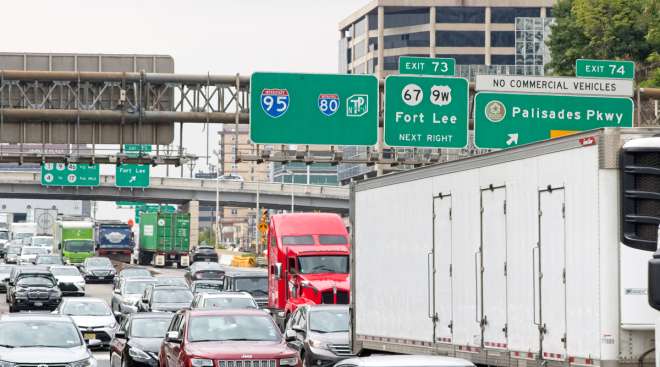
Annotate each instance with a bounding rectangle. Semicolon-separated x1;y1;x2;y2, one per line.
288;257;297;273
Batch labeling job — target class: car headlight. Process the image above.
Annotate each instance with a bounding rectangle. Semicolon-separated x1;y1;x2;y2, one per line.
309;339;328;349
0;360;16;367
75;281;86;287
190;359;214;367
70;357;97;367
128;347;152;361
279;356;299;366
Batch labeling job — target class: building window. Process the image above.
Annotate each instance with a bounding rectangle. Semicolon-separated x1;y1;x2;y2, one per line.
368;37;378;51
355;17;367;37
491;7;540;23
368;12;378;30
491;55;515;65
436;31;485;47
384;7;429;28
231;209;238;215
491;31;515;47
515;17;554;66
383;31;430;49
546;7;553;17
436;7;485;23
383;56;399;70
436;54;485;64
354;62;367;74
354;40;366;60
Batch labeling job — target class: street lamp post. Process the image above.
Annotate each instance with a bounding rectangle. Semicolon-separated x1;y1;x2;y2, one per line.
213;150;221;248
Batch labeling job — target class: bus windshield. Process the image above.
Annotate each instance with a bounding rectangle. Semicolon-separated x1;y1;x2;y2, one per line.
64;240;95;253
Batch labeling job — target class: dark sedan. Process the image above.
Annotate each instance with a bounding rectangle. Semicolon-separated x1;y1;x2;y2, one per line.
285;305;353;367
190;245;219;263
80;256;116;282
110;312;174;367
184;261;225;286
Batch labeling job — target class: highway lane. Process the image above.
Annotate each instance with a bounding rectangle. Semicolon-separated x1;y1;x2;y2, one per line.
0;263;186;367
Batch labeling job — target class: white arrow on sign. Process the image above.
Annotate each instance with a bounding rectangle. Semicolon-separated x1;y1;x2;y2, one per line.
506;133;519;146
129;176;137;183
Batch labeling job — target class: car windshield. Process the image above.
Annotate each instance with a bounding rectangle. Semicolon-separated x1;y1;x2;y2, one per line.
188;315;280;342
85;258;112;267
50;267;80;276
62;301;112;316
309;309;349;333
153;289;192;303
17;276;55;287
121;268;151;278
156;277;188;287
0;232;8;240
0;320;82;348
298;256;349;274
22;247;47;255
202;297;258;310
32;237;53;246
7;246;21;255
36;256;61;264
131;317;173;338
64;240;94;253
124;280;155;295
193;281;224;292
234;277;268;295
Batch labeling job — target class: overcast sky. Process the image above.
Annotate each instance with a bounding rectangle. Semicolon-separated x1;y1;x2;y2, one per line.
1;0;367;220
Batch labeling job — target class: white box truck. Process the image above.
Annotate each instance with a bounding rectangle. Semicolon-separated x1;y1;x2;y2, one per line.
351;128;660;367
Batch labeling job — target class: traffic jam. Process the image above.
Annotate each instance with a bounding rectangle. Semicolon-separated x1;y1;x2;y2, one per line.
0;212;359;367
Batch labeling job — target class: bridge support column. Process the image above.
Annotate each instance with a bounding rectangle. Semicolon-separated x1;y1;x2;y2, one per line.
182;200;199;248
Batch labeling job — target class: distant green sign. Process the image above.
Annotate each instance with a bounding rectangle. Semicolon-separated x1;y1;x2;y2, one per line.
249;72;379;145
399;56;455;76
474;92;634;149
116;164;150;188
384;75;469;148
124;144;152;156
135;204;176;223
575;59;635;80
41;163;100;187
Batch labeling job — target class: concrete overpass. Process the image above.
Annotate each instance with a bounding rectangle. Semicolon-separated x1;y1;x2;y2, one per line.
0;171;349;214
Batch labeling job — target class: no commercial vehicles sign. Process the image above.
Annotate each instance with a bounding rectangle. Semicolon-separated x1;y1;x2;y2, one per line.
250;72;378;145
384;75;468;148
476;75;633;97
474;92;634;149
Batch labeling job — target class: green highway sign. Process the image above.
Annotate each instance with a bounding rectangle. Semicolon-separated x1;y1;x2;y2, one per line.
116;201;144;207
116;164;150;188
474;92;634;149
384;75;468;148
249;72;378;145
41;163;100;187
576;59;635;79
399;56;455;76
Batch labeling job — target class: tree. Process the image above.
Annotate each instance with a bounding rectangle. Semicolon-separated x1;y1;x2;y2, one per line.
547;0;659;86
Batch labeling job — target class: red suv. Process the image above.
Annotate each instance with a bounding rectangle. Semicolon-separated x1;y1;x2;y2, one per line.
160;309;301;367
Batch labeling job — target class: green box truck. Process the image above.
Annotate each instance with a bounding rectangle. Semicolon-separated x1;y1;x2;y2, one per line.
138;212;190;267
53;220;96;264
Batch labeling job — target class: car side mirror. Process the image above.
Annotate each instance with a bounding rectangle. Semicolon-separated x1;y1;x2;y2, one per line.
113;289;120;294
274;263;282;280
166;331;182;343
285;329;297;342
142;296;148;303
86;339;102;348
114;330;126;339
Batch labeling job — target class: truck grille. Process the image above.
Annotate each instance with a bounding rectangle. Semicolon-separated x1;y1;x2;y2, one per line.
321;290;349;304
28;291;49;299
329;343;353;356
218;360;276;367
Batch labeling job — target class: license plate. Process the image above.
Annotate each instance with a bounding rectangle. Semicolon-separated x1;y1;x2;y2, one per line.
205;258;210;262
170;255;175;259
33;302;43;307
83;333;96;340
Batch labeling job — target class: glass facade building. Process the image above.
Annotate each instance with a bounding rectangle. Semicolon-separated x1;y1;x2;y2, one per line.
337;0;555;183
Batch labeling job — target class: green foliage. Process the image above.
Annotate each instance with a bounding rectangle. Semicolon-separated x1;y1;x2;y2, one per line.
547;0;660;86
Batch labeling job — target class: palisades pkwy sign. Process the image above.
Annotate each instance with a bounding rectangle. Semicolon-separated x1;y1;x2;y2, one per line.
476;75;634;97
576;59;635;79
384;75;469;148
41;163;100;187
399;56;456;76
249;72;378;145
474;92;634;149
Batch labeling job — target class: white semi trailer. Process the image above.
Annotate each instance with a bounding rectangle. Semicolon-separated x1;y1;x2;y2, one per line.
351;128;660;367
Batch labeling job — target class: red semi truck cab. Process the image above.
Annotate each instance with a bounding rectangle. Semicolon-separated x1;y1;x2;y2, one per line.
267;213;350;328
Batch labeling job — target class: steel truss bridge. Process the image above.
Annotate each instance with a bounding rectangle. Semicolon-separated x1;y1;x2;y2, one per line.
0;70;658;166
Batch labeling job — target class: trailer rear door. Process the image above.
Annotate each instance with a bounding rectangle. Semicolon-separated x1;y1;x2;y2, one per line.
433;194;453;344
538;188;567;360
481;187;508;349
